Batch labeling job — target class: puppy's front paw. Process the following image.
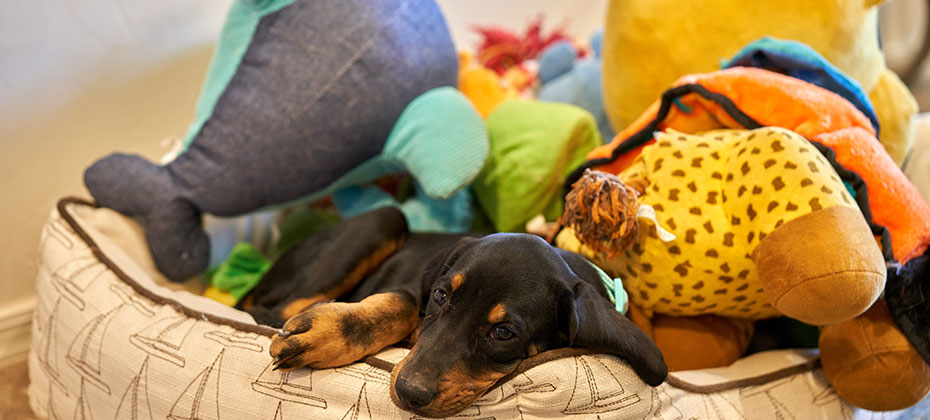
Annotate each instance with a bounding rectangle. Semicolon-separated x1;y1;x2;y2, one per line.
270;303;360;370
269;293;420;371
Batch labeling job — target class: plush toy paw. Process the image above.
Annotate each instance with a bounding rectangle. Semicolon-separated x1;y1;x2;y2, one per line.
753;206;885;325
820;299;930;411
651;314;753;371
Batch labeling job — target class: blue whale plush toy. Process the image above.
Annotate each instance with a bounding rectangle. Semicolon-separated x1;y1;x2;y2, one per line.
84;0;488;281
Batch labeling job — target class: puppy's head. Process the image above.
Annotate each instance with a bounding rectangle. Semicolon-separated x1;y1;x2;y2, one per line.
390;233;666;418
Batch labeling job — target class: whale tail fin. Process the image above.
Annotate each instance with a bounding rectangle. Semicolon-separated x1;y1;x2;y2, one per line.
84;154;209;282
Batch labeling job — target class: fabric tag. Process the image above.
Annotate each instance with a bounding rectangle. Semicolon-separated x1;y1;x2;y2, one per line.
585;260;629;314
636;204;676;242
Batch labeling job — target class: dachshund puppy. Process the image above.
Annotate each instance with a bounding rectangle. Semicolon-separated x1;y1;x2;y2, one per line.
238;207;666;418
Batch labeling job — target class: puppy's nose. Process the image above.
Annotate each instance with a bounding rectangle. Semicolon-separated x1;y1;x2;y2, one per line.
395;375;437;408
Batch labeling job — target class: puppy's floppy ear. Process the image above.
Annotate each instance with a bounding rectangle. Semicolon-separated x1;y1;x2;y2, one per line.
419;237;476;314
557;252;668;386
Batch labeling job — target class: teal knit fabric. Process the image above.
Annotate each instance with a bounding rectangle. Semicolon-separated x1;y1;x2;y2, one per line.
330;87;489;232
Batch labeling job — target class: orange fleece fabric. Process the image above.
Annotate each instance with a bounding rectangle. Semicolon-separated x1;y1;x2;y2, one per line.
586;67;930;264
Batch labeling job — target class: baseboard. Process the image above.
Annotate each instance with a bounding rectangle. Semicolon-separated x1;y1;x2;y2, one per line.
0;298;35;368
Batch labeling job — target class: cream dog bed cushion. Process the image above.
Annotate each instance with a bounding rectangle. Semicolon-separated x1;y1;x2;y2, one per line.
27;198;926;419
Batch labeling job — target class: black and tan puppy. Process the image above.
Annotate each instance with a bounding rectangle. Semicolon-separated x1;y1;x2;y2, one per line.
238;207;666;418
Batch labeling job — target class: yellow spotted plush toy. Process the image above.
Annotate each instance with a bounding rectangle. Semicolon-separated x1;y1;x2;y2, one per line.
566;128;879;323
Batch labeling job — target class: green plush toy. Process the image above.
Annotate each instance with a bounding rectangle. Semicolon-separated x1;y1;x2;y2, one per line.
473;100;602;232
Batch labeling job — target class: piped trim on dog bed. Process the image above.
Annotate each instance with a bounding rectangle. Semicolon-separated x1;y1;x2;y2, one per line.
57;197;823;395
57;197;825;391
58;197;278;338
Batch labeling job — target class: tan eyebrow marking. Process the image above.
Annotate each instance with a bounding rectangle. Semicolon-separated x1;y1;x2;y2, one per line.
450;273;464;292
488;303;507;324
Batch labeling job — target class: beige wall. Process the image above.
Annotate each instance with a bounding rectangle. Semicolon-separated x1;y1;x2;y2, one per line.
0;1;232;311
0;1;607;312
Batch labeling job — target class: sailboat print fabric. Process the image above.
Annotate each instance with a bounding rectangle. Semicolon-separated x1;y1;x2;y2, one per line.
26;199;925;420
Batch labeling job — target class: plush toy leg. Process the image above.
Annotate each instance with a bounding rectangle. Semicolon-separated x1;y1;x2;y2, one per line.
753;206;885;325
820;299;930;411
332;183;474;232
386;87;489;200
651;313;753;371
84;154;209;281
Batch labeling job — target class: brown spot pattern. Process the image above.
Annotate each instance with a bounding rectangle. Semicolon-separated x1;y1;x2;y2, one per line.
703;220;714;233
772;177;785;191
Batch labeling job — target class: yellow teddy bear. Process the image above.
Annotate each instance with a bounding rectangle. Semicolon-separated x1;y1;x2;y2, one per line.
601;0;918;166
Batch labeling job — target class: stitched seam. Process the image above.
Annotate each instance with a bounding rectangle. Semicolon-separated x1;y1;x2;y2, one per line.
772;269;884;307
291;0;411;120
836;346;919;370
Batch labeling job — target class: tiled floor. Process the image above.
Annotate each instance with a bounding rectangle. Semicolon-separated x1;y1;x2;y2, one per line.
0;360;37;420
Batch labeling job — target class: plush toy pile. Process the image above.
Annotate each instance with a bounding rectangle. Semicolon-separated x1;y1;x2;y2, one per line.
82;0;930;414
556;66;930;410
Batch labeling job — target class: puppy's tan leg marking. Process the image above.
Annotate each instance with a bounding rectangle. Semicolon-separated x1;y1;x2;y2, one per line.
270;292;419;370
239;295;255;310
277;238;405;320
279;296;328;320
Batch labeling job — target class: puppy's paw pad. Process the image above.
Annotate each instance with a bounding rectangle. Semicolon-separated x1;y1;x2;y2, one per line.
269;305;359;370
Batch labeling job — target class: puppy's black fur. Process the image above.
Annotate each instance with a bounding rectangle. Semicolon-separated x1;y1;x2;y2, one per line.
238;207;666;418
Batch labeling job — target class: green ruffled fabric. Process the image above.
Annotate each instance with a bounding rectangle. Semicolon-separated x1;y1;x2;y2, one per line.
210;242;272;301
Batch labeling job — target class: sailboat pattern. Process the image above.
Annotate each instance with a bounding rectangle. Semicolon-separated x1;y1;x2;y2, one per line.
73;379;96;420
66;305;123;395
27;204;924;420
37;298;69;396
109;283;157;318
251;362;327;409
168;350;225;420
51;255;108;311
114;357;154;420
129;316;196;367
342;384;372;420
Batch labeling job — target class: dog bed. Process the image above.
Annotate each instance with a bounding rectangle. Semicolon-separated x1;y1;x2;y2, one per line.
27;198;927;419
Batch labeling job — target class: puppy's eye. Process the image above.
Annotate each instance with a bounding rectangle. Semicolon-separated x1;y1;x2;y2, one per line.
432;289;447;306
489;325;515;341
